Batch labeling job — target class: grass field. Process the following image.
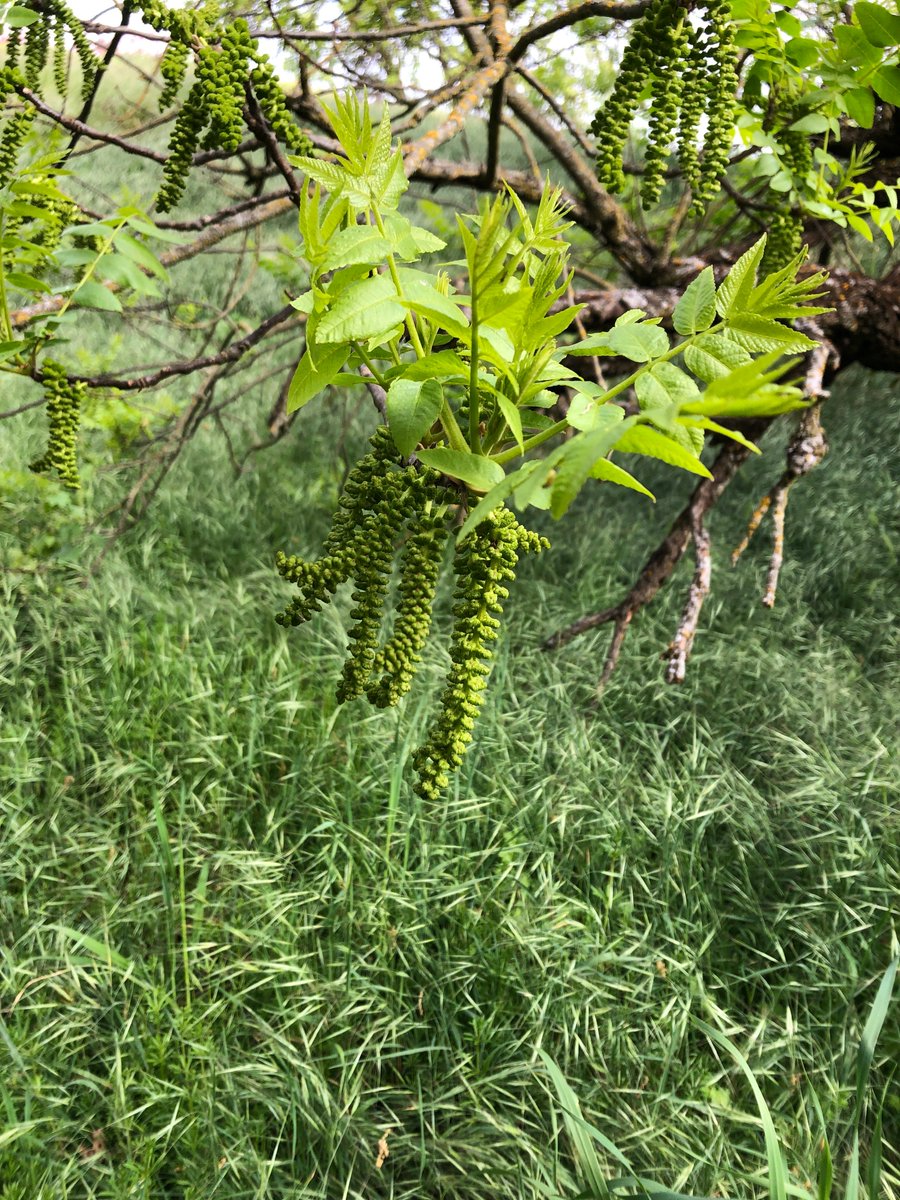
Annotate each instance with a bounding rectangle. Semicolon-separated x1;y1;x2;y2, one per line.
1;359;898;1197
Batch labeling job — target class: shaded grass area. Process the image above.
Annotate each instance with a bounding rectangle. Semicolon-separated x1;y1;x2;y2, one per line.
1;370;898;1198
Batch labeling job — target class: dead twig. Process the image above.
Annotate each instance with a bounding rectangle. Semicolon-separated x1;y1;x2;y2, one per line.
731;339;833;606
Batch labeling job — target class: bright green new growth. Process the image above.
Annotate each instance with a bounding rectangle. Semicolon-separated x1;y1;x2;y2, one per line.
273;94;830;797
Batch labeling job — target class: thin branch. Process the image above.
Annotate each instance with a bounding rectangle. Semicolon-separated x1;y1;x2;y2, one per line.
66;1;134;157
731;339;833;606
665;515;712;684
514;63;596;158
402;58;508;175
544;434;762;693
508;0;650;63
10;197;295;329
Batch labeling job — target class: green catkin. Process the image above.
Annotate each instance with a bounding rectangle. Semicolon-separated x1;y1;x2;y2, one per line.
677;24;708;192
0;103;36;188
591;9;657;195
592;0;738;212
274;427;398;626
5;27;21;72
152;11;310;209
762;209;803;275
693;0;738;211
159;36;190;109
367;492;450;709
156;81;208;212
30;359;85;490
335;469;412;703
199;20;253;153
23;16;48;87
642;4;686;208
275;429;550;797
52;18;67;97
412;509;549;800
250;59;311;152
45;0;98;98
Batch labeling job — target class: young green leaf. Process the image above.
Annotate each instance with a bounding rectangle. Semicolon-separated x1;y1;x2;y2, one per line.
456;461;544;542
715;236;767;319
70;280;123;312
416;448;505;492
567;394;626;433
673;267;716;335
855;2;900;48
550;417;638;518
287;342;348;412
679;416;761;452
494;393;524;451
725;315;819;354
616;425;712;477
386;378;443;457
607;321;670;362
316;274;406;343
322;225;392;270
684;334;752;382
872;65;900;105
590;458;655;498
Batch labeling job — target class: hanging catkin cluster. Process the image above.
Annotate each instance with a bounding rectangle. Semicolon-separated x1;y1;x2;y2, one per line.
761;210;803;275
591;0;738;210
145;5;311;212
30;360;87;490
274;427;549;797
3;0;97;99
760;98;811;275
275;427;456;710
0;78;34;189
413;509;548;800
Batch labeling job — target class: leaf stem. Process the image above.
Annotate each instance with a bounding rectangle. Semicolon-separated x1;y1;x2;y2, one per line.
0;214;12;343
490;329;712;466
441;400;469;453
353;342;388;386
468;294;482;453
370;207;426;360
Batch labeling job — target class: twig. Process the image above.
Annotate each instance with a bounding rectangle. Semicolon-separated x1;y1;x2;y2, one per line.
762;485;789;608
665;515;712;684
731;339;833;606
544;435;761;692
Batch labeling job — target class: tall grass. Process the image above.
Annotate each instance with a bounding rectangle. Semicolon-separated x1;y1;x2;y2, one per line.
1;368;897;1197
